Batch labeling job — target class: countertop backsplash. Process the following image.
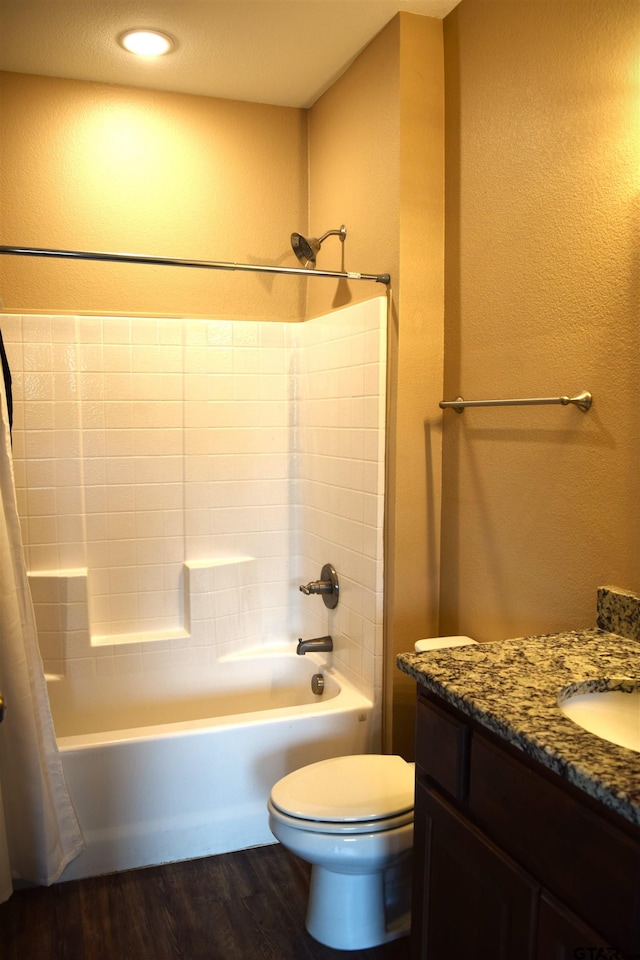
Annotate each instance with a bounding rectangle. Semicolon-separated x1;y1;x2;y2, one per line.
596;585;640;641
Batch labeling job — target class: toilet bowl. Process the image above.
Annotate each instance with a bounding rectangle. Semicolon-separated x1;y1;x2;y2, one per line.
268;754;415;950
267;635;478;950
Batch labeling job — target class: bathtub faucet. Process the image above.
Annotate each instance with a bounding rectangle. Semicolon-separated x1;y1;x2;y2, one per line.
297;636;333;655
299;563;339;609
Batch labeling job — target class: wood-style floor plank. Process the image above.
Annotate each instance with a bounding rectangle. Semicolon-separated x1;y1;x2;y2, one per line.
0;843;411;960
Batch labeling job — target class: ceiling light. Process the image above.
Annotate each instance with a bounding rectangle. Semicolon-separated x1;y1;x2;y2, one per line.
118;29;175;57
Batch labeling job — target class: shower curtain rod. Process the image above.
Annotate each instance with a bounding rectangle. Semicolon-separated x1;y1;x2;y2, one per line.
0;245;391;285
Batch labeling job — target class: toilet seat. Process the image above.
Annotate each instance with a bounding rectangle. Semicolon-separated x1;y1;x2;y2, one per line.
268;797;413;834
269;755;414;833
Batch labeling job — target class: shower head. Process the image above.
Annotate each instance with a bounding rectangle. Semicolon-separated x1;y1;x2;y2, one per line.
290;225;347;268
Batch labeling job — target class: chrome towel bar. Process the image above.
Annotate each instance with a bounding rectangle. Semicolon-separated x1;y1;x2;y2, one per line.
440;390;592;413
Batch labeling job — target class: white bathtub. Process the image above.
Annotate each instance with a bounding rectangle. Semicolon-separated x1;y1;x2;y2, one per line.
52;647;374;882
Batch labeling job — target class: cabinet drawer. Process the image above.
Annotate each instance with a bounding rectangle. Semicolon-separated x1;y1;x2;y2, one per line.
468;734;640;953
415;695;470;801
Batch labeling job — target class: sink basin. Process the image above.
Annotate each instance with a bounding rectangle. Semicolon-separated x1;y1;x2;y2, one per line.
558;678;640;752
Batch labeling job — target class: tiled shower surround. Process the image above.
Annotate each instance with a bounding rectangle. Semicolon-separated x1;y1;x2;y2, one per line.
2;297;387;703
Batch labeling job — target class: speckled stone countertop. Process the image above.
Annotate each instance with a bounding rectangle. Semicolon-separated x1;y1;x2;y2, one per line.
397;587;640;828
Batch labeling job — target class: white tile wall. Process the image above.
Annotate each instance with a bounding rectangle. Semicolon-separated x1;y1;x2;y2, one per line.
293;298;387;702
3;296;387;701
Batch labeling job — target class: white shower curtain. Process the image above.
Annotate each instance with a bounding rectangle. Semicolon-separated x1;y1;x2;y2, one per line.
0;372;83;902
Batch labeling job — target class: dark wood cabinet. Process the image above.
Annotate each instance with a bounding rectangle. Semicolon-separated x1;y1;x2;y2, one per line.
535;893;612;960
411;689;640;960
412;781;537;960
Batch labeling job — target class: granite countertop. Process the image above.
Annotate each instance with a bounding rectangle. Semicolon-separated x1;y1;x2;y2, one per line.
396;587;640;828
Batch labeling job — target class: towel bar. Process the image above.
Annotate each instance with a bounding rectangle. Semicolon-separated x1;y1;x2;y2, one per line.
439;391;592;413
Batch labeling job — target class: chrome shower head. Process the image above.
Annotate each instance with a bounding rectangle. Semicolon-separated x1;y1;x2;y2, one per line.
290;225;347;268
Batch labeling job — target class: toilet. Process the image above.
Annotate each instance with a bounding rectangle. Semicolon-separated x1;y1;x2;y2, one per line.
267;635;477;950
268;754;414;950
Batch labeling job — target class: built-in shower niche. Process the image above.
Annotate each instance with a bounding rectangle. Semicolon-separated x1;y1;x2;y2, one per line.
29;554;261;652
9;296;386;702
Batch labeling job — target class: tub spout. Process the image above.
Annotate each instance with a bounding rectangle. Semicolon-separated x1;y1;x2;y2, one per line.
297;636;333;655
299;563;339;609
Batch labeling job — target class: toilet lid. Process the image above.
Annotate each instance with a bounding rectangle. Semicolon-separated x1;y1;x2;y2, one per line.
270;755;414;823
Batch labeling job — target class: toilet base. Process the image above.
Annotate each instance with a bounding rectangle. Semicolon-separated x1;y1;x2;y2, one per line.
305;856;412;951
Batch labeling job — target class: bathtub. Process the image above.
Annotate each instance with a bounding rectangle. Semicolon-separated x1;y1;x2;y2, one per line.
52;646;374;882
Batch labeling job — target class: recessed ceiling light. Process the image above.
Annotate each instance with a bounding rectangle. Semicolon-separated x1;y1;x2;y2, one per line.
118;29;175;57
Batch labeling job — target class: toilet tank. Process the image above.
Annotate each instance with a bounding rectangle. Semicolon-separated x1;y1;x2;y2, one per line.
413;636;477;653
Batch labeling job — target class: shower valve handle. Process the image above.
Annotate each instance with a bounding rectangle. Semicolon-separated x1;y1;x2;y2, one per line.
298;564;339;609
300;580;332;595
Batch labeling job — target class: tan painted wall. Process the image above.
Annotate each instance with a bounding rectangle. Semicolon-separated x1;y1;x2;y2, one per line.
306;19;400;318
308;13;445;755
0;72;308;320
441;1;640;641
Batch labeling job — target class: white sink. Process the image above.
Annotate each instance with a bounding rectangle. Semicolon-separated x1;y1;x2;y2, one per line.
558;679;640;752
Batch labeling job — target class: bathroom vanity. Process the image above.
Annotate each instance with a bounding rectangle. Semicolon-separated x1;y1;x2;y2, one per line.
397;588;640;959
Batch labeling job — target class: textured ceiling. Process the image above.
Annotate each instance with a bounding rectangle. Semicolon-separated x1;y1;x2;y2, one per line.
0;0;459;108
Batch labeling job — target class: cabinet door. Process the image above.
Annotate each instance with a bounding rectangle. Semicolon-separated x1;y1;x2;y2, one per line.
536;892;614;959
469;733;640;952
412;781;537;960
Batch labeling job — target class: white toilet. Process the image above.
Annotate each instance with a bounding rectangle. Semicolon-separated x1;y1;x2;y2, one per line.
267;635;477;950
268;754;414;950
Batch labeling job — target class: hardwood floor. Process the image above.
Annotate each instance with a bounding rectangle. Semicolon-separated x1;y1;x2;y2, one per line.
1;843;411;960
